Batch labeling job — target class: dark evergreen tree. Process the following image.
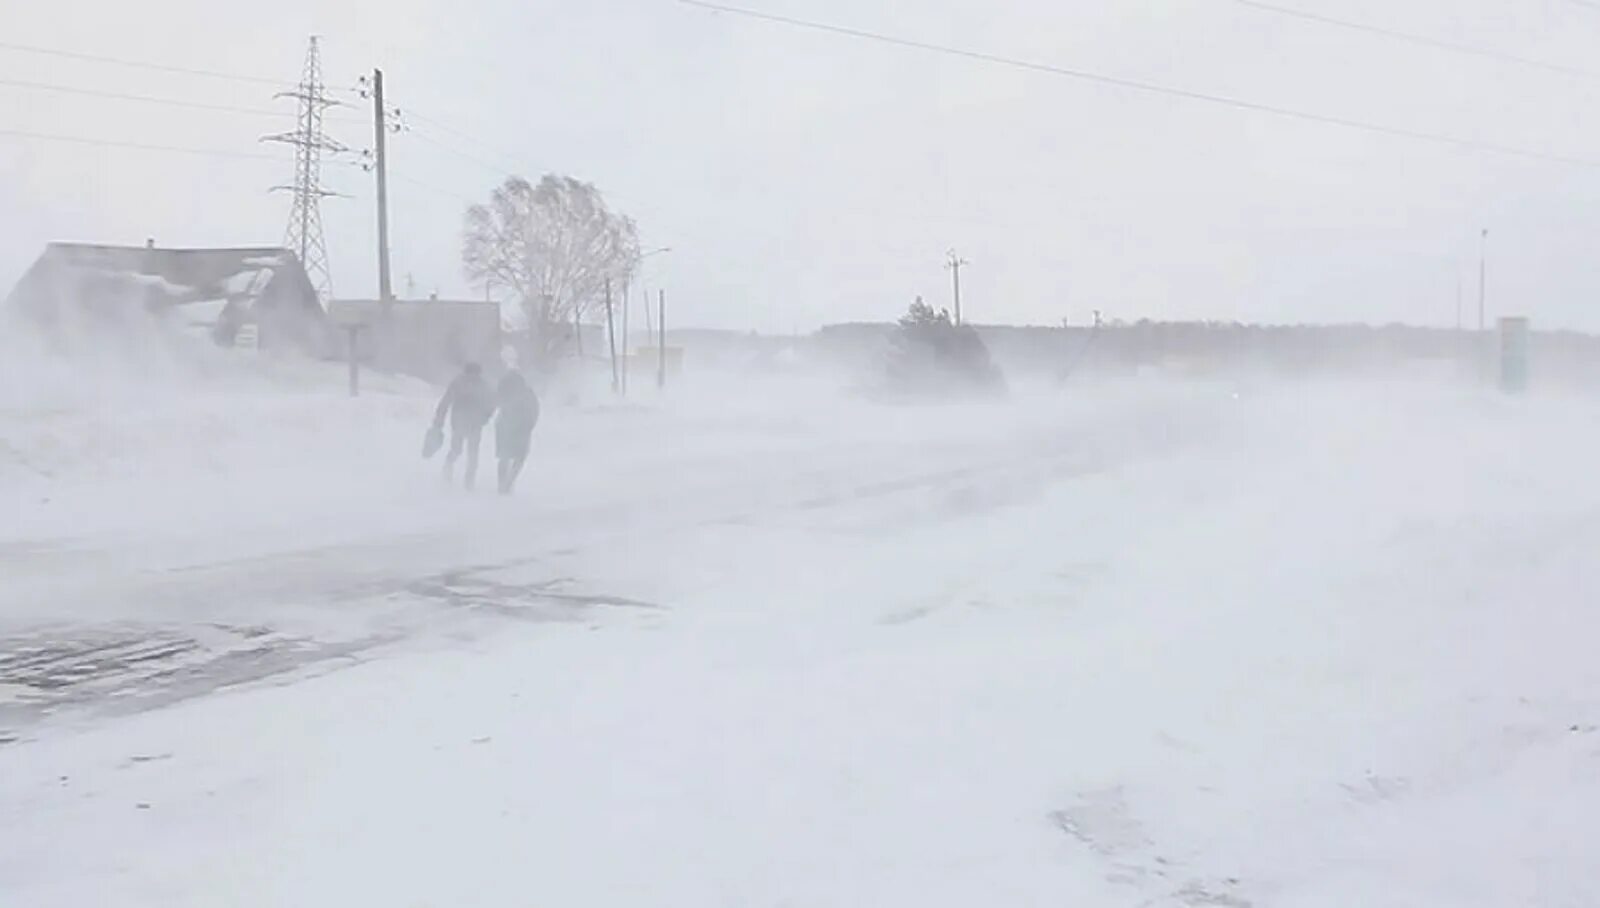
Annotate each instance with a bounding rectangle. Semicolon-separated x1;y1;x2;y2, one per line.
882;297;1005;398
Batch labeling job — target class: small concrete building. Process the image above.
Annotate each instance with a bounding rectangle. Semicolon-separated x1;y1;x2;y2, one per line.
328;298;503;384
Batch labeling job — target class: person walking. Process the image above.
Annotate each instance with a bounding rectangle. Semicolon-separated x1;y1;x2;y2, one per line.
431;362;496;489
494;370;540;495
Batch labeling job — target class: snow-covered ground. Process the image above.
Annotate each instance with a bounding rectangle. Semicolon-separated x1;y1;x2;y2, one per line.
2;337;1598;906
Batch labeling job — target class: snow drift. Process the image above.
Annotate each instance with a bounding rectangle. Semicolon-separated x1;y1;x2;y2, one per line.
1;318;1598;907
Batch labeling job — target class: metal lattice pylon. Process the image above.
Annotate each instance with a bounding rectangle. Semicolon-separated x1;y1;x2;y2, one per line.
264;36;346;302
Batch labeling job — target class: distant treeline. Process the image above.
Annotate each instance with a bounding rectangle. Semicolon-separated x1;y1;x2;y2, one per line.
812;320;1600;385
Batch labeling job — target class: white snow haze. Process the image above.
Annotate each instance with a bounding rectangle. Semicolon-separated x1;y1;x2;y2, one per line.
3;2;1600;907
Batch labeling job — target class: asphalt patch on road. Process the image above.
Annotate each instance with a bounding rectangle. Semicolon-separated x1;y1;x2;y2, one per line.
0;564;661;742
404;569;661;620
0;623;390;740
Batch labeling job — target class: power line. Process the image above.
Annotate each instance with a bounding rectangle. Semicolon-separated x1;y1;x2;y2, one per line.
406;125;516;179
0;40;292;87
0;44;364;125
0;76;294;118
0;127;289;160
403;108;492;148
678;0;1600;169
1231;0;1600;80
388;169;480;206
403;108;524;175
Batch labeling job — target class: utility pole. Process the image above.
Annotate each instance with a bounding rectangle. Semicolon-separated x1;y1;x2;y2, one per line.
620;284;631;396
945;249;969;326
657;289;667;389
604;280;619;393
1455;272;1463;332
635;247;671;354
372;68;393;307
1477;228;1488;332
264;36;344;302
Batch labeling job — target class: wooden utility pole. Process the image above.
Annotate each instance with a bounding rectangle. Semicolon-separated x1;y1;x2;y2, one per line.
604;280;619;393
657;289;667;389
946;249;969;325
372;69;393;307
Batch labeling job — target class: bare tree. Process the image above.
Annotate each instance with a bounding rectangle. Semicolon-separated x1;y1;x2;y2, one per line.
462;175;641;360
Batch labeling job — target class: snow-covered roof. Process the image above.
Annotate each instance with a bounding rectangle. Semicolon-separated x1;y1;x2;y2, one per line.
4;243;323;317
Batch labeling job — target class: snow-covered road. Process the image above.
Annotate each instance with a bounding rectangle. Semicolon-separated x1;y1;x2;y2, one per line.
3;368;1598;906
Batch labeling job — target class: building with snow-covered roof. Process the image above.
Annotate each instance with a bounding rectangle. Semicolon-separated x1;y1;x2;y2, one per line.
4;242;334;354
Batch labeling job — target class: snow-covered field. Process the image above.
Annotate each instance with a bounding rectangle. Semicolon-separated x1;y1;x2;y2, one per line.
2;338;1598;907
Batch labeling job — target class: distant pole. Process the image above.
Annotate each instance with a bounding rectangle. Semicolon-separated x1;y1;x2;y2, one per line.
1455;272;1463;331
946;249;969;326
604;279;619;393
636;248;672;355
1477;228;1488;332
657;289;667;389
953;258;961;326
620;284;630;396
373;68;393;307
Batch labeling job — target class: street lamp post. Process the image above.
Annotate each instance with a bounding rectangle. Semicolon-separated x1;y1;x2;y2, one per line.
1477;228;1488;333
637;247;673;389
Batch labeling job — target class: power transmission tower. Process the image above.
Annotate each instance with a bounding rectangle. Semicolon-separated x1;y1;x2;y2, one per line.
945;249;969;326
264;37;346;302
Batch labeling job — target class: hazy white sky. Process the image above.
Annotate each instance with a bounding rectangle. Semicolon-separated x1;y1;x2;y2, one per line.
3;0;1600;331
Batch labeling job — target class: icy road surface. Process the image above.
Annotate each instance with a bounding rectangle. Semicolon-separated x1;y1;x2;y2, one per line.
2;370;1598;907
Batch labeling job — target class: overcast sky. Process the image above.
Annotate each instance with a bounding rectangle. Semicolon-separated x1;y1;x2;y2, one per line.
3;0;1600;331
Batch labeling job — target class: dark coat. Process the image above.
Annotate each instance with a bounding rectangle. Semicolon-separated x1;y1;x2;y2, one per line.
434;371;496;433
494;373;540;458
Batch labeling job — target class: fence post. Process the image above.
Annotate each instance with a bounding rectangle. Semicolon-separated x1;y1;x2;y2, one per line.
346;324;364;397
